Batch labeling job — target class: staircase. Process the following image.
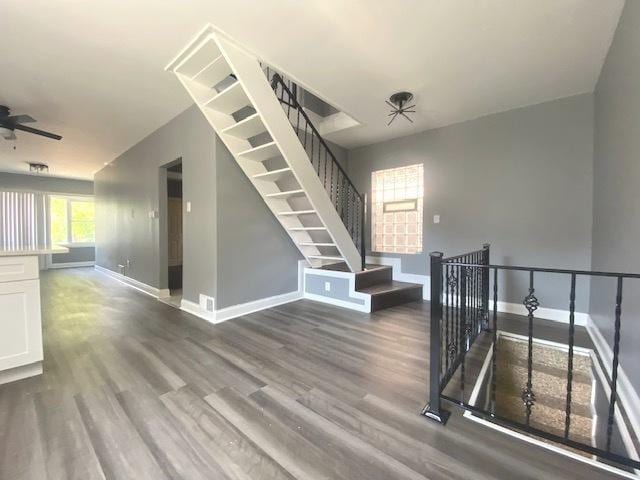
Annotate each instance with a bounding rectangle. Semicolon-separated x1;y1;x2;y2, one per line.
166;26;365;272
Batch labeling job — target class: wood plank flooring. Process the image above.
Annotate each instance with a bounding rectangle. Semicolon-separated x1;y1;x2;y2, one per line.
0;267;622;479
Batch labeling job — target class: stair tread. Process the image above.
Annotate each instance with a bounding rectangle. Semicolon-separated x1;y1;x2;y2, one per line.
358;280;423;295
265;189;305;199
237;141;280;162
278;209;316;216
190;54;231;86
288;227;326;231
308;255;343;260
298;242;336;247
252;167;292;180
221;113;266;138
203;81;249;114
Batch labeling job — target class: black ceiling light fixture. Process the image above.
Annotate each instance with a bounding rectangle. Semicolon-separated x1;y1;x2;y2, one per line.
29;162;49;174
0;105;62;141
386;92;415;126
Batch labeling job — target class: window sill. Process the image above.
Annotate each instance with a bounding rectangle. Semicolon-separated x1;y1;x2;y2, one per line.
57;243;96;248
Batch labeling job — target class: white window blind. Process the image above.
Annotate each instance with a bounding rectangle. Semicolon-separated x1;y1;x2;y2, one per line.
0;191;43;250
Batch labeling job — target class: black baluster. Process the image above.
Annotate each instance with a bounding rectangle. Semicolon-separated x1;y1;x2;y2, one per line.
460;266;467;401
606;276;624;452
491;267;498;415
564;273;577;439
323;150;328;190
522;270;538;425
445;264;451;372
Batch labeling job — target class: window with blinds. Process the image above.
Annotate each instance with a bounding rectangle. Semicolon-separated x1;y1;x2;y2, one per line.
0;191;43;250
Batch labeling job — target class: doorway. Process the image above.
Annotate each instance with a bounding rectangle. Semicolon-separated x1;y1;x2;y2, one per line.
165;161;183;308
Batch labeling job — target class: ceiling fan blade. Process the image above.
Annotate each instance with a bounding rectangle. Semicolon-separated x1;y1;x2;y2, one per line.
6;114;36;124
4;131;17;140
385;100;397;109
12;123;62;140
387;112;398;126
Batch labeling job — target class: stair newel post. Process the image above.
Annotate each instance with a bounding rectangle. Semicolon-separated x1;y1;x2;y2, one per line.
482;243;491;331
421;251;450;424
361;193;367;271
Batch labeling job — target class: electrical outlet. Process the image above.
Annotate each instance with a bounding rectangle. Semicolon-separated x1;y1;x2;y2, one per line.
324;281;331;292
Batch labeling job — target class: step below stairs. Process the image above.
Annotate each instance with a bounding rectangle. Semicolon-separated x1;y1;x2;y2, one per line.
311;263;423;312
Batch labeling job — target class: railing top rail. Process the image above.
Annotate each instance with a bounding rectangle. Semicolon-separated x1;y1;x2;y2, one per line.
444;262;640;279
442;245;489;263
270;73;362;199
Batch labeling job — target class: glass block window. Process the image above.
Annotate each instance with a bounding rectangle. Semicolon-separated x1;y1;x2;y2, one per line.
371;164;423;254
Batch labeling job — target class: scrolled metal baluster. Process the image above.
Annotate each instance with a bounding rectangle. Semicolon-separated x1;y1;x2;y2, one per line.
564;273;576;439
491;267;498;415
606;276;624;452
522;270;538;425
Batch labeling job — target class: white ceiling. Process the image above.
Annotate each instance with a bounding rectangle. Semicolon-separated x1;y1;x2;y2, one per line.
0;0;624;180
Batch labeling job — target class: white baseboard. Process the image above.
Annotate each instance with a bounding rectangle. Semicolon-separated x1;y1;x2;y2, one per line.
94;265;170;298
0;361;42;385
493;300;589;326
304;291;370;313
180;298;216;323
47;261;95;269
586;316;640;444
181;290;303;324
302;265;372;313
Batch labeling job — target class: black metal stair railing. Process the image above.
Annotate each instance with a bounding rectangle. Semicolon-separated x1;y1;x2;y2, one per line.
422;244;640;471
264;68;366;270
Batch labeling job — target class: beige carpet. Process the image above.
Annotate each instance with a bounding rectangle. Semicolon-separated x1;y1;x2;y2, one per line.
494;335;593;446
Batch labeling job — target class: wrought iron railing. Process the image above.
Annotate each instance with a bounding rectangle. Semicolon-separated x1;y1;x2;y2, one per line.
264;68;366;269
422;245;640;470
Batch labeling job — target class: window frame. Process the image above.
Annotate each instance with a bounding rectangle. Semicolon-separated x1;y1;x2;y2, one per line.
371;163;424;255
49;195;96;247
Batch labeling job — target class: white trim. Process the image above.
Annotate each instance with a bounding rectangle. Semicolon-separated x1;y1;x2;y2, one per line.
46;261;94;269
180;298;216;323
181;290;303;324
94;265;170;298
587;316;640;446
216;290;303;323
302;266;372;313
304;291;371;313
491;300;589;326
366;255;430;300
0;361;42;385
465;330;639;478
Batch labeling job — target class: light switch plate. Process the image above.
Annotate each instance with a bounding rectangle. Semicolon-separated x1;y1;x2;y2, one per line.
324;281;331;292
433;214;440;224
186;201;192;213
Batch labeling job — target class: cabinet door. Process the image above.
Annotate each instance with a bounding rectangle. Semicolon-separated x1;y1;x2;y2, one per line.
0;279;42;371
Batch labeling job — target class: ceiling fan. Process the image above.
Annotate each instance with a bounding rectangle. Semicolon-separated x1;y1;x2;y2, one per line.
0;105;62;141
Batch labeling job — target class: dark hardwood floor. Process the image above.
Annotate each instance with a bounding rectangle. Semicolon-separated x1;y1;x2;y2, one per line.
0;267;621;479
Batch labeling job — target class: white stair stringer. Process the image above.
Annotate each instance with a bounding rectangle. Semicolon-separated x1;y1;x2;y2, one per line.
166;27;363;272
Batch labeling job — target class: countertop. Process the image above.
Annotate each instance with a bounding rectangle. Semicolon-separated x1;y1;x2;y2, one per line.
0;245;69;257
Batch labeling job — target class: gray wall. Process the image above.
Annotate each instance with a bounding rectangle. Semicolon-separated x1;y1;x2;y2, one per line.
590;1;640;392
95;104;302;309
348;94;595;310
0;172;93;195
50;246;95;264
215;139;302;309
95;105;216;303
